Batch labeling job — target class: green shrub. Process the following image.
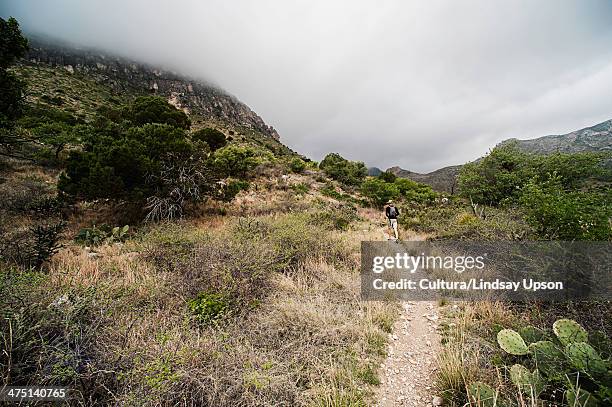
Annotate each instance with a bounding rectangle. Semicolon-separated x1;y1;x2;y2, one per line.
289;157;306;173
123;96;190;129
213;145;264;177
459;143;610;206
310;204;358;231
458;144;532;205
520;176;611;240
400;203;533;240
291;182;309;195
192;127;227;151
394;178;437;203
319;153;367;186
222;179;250;201
187;292;230;324
74;225;130;246
0;17;29;122
360;178;400;207
320;183;344;200
59;121;195;201
378;171;397;183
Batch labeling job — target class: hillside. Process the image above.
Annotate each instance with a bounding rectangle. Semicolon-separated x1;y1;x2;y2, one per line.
15;37;296;156
386;165;461;194
388;118;611;194
2;35;398;406
499;118;612;154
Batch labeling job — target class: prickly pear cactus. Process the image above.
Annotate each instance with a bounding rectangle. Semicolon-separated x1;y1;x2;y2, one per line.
497;329;529;355
553;319;587;346
509;364;543;396
565;388;599;407
519;325;545;344
589;330;612;359
566;342;607;377
528;340;566;379
467;382;496;406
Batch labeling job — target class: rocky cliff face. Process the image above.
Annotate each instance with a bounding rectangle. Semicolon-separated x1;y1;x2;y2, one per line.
24;38;280;140
499;119;612;154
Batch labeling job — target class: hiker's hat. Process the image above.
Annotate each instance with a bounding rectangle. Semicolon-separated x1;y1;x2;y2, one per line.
387;200;393;204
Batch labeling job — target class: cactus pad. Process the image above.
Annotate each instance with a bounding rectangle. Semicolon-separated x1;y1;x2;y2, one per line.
553;319;587;346
467;382;496;406
566;342;607;377
497;329;529;355
565;388;598;407
528;340;566;379
509;364;543;396
589;330;612;359
519;325;545;344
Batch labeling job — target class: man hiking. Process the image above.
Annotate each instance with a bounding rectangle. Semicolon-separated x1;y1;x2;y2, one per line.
385;200;400;240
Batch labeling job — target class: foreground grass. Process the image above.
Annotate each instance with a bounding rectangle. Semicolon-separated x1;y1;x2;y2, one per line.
1;208;396;406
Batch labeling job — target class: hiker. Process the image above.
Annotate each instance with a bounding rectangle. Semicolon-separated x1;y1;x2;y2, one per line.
385;200;400;240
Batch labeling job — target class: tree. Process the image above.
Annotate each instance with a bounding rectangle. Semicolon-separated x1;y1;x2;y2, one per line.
59;123;195;201
0;17;29;157
459;143;610;206
192;127;227;151
32;122;77;160
360;178;400;207
378;171;397;183
319;152;367;186
520;175;611;240
123;96;191;129
212;145;263;177
0;17;29;69
394;178;437;203
458;144;533;205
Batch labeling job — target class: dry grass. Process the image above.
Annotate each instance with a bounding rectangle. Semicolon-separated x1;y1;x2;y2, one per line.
19;202;396;406
435;300;522;406
0;159;402;406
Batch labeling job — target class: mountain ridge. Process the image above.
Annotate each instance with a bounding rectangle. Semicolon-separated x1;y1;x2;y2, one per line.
387;118;612;193
22;37;281;141
498;118;612;154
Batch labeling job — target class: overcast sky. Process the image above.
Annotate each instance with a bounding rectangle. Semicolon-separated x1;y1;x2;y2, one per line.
2;1;612;172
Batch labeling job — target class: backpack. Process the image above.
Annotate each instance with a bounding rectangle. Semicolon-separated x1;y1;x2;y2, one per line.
388;206;397;217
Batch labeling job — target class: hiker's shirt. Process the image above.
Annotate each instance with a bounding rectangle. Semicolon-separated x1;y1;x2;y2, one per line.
385;206;399;220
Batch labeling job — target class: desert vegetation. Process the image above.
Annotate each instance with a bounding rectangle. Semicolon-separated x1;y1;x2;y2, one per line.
0;17;402;406
1;16;611;407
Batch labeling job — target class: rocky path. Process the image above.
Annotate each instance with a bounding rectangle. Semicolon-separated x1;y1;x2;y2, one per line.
376;300;443;407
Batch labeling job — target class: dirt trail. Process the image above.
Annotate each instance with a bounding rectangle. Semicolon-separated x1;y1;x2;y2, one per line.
376;300;442;407
353;210;442;406
374;226;442;407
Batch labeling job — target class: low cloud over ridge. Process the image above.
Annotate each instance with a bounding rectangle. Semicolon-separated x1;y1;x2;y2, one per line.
2;0;612;171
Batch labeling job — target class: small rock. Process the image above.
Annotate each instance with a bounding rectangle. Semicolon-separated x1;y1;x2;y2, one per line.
432;396;444;406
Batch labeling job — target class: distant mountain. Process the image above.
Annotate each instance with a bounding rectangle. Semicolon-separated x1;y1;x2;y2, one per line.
387;165;461;194
388;118;611;194
367;167;382;176
499;119;612;154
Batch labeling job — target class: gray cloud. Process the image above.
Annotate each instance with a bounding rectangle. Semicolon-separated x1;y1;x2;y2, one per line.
2;0;612;171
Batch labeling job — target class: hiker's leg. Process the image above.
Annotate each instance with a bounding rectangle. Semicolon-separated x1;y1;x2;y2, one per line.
391;219;398;239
